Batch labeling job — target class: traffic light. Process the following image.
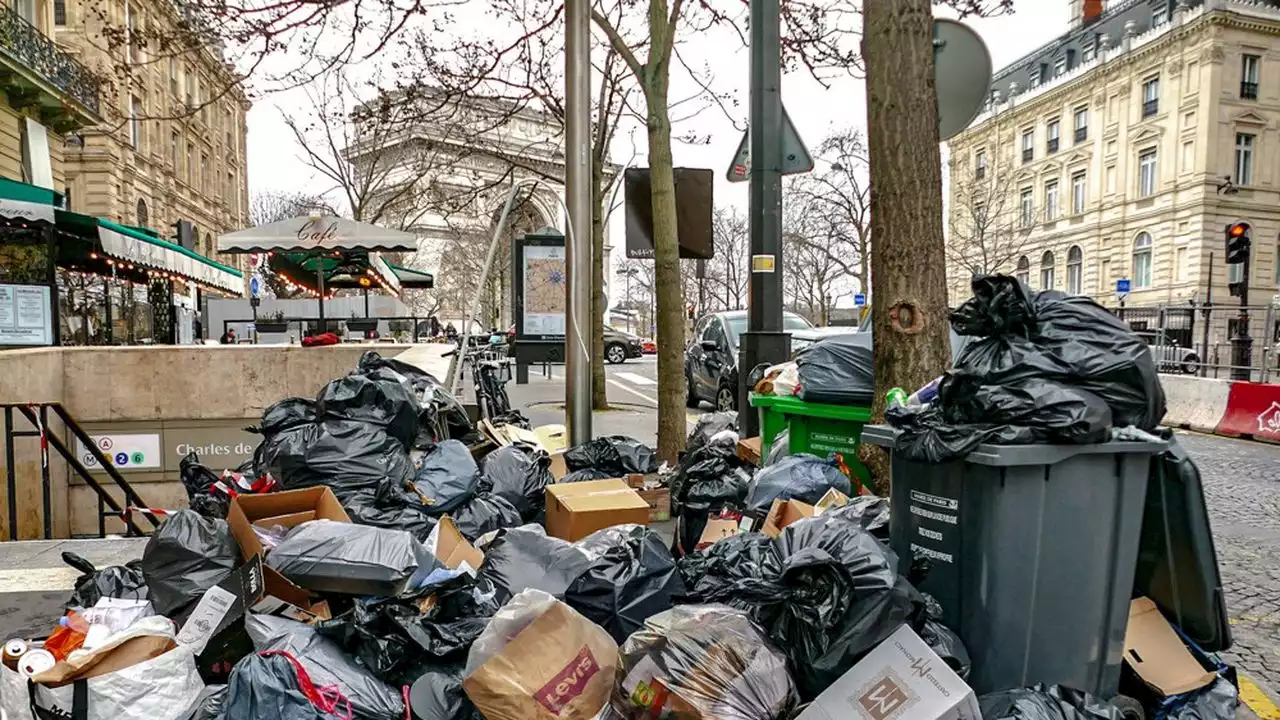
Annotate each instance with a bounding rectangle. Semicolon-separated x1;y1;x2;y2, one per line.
170;219;196;250
1225;221;1251;264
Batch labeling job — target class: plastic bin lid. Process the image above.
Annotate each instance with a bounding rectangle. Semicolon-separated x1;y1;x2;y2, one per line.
861;424;1167;467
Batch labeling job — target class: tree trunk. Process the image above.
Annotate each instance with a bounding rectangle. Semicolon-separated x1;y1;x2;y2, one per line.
646;97;685;464
591;163;610;410
860;0;952;491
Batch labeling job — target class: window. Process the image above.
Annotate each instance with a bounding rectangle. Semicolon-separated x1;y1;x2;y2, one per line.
1138;149;1157;197
1105;163;1117;194
1019;187;1033;227
1082;35;1097;63
1181;140;1195;171
1175;246;1188;282
13;0;33;22
129;95;142;148
1044;180;1060;221
185;145;193;184
125;0;138;63
1021;129;1034;163
1040;251;1056;290
1073;106;1088;143
1067;246;1083;294
53;0;65;25
201;152;209;191
1241;54;1260;99
1055;55;1067;77
1152;1;1168;27
136;199;148;226
975;149;986;179
169;57;179;96
1142;76;1160;117
170;132;179;171
1276;242;1280;285
1015;256;1031;285
1071;171;1087;214
1235;133;1255;185
1132;232;1153;289
1046;119;1060;154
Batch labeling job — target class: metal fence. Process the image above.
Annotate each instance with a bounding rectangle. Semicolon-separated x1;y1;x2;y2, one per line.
1109;302;1280;383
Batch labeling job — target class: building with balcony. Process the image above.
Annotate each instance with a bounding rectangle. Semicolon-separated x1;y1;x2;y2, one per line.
53;0;250;265
946;0;1280;320
0;0;100;191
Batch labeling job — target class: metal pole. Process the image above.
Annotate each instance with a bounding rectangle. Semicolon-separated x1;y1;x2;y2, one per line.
1201;252;1213;377
564;0;593;444
316;260;326;335
363;288;370;318
1232;249;1253;382
4;407;16;541
739;0;788;436
446;183;524;393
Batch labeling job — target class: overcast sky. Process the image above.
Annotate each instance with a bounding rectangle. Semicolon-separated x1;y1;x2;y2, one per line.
243;0;1068;281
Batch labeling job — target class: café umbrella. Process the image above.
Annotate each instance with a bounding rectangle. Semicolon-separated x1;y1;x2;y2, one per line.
217;215;416;332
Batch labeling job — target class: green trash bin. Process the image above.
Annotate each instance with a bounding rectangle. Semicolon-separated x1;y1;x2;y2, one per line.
749;393;872;490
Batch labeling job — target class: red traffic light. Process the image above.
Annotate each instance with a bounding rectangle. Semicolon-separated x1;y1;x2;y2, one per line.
1229;222;1250;238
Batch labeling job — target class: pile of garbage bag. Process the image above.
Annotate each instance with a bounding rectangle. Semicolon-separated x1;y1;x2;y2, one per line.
888;275;1167;462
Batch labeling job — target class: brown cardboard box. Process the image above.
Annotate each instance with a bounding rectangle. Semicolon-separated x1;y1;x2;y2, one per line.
761;499;818;538
462;599;619;720
637;487;671;522
1124;597;1217;697
549;451;568;481
432;516;485;572
226;487;349;620
545;479;651;541
738;436;763;466
696;517;741;551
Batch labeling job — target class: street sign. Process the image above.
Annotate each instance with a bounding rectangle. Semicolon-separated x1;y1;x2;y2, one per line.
934;19;993;141
249;275;261;298
725;105;814;183
854;293;866;307
75;433;161;472
1115;278;1131;302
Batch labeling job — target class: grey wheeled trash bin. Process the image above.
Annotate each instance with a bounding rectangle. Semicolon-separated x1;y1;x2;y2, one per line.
862;425;1166;699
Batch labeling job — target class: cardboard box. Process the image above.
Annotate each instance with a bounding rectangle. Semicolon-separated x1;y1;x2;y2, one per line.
430;516;485;574
761;499;818;538
226;487;349;620
1124;597;1216;697
696;517;741;551
549;451;568;481
797;624;980;720
462;599;619;720
738;436;763;465
637;487;671;522
545;479;651;541
175;554;266;683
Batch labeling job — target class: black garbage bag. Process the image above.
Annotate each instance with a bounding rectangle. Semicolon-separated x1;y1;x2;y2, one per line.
564;435;658;476
677;531;780;604
140;510;238;617
951;274;1165;430
686;411;738;456
561;468;614;483
267;519;438;597
668;441;754;557
317;574;500;685
796;334;875;406
414;440;482;515
62;552;147;610
253;397;319;436
340;488;438;541
180;683;227;720
920;618;970;679
476;524;593;603
825;495;890;541
886;402;1037;464
611;605;798;720
565;525;687;643
179;453;231;519
744;454;852;515
222;652;337;720
264;418;414;498
978;684;1121;719
938;376;1112;444
480;444;554;522
355;351;475;444
1163;676;1239;719
450;493;522;542
409;662;484;720
317;372;421;449
246;613;406;720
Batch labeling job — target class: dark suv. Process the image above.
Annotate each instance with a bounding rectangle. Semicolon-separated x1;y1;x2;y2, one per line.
684;310;813;411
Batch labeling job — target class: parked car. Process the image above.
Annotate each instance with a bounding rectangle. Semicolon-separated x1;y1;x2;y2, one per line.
685;310;814;411
1135;329;1200;374
789;326;858;358
641;339;657;354
505;324;643;364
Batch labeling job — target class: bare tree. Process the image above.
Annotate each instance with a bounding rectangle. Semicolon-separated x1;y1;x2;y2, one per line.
782;227;846;324
786;128;872;294
706;206;749;311
946;152;1038;283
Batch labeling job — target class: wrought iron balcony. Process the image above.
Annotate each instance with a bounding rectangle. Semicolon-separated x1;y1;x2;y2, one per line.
0;4;102;121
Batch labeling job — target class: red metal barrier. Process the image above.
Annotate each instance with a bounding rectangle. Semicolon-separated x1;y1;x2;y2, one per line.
1214;381;1280;443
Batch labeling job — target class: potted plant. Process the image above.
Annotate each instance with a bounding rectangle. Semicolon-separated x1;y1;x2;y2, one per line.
345;311;379;334
256;310;289;334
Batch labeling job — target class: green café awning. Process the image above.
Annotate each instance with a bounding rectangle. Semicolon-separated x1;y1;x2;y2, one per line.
387;263;434;289
0;177;63;224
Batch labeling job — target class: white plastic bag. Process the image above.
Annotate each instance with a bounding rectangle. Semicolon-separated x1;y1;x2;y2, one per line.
767;363;800;396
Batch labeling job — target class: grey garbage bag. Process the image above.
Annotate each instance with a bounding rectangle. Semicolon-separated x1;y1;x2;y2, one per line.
266;519;438;597
743;454;852;515
414;440;482;515
565;525;687;643
476;524;592;603
796;334;875;406
978;684;1122;719
480;444;554;522
140;510;238;617
222;652;343;720
245;614;406;720
179;684;226;720
1163;676;1239;719
564;435;658;475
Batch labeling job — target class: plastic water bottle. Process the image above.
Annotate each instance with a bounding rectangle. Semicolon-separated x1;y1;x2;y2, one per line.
886;387;909;408
908;376;943;406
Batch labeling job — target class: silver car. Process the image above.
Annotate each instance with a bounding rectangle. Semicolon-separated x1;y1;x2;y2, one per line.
1135;330;1200;375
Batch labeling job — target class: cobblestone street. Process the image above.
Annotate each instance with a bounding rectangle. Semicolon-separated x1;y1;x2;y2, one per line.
1179;432;1280;699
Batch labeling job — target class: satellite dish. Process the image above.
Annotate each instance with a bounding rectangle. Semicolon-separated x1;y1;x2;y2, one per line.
934;19;993;141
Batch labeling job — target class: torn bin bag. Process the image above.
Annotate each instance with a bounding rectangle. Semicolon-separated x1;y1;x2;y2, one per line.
565;525;687;643
480;444;555;522
563;435;658;476
414;440;482;515
266;519;438;597
613;604;798;720
140;510;238;617
245;613;406;720
317;372;421;449
743;453;851;516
